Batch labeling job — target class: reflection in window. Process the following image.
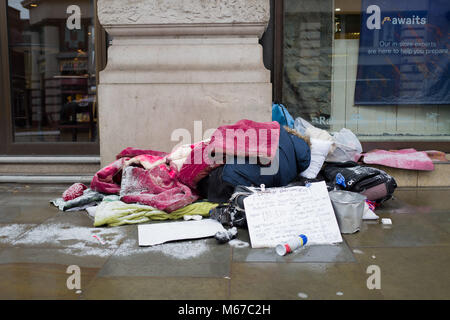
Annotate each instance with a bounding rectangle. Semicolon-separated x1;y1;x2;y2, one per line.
284;0;450;141
7;0;97;143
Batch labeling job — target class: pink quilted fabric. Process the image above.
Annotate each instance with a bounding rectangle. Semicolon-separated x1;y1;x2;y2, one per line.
363;149;434;171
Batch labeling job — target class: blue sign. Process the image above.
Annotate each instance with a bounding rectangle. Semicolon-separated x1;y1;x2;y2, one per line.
355;0;450;105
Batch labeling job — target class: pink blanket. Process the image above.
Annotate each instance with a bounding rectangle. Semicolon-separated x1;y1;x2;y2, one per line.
90;120;282;212
363;149;434;171
116;147;168;160
207;120;280;163
120;166;198;213
91;158;129;194
177;141;220;189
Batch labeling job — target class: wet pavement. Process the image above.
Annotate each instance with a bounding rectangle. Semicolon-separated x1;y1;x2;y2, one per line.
0;184;449;300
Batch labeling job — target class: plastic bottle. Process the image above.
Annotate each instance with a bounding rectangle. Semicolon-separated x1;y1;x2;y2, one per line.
276;235;308;256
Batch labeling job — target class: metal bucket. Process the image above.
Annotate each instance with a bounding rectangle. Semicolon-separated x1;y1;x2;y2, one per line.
329;190;367;234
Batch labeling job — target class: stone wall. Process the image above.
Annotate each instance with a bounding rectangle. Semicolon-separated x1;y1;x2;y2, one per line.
97;0;272;166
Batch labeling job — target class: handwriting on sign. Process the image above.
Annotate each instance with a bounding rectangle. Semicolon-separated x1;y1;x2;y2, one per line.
243;182;343;248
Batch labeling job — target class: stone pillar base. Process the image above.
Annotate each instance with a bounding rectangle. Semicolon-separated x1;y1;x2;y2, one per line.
99;83;272;164
97;0;272;166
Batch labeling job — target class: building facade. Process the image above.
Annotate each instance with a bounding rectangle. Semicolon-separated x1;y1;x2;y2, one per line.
0;0;449;180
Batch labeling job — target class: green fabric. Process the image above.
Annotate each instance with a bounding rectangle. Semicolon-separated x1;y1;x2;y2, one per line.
94;201;219;227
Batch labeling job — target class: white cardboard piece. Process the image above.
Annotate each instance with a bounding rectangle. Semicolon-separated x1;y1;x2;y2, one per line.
243;182;343;248
138;219;226;247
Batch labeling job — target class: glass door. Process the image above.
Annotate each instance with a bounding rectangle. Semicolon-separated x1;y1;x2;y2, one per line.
0;0;105;155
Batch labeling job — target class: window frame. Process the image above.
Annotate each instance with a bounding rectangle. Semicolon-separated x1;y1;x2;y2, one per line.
0;0;105;155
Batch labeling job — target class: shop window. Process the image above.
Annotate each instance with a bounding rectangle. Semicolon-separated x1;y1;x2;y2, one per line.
7;0;97;143
283;0;450;142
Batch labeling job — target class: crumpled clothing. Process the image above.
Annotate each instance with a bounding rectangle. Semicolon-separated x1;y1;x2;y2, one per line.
52;189;105;211
362;149;434;171
93;201;219;227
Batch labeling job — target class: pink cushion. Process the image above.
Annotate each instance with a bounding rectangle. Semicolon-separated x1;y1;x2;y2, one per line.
363;149;434;171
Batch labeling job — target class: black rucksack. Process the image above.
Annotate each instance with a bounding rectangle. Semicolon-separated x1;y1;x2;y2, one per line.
323;162;397;204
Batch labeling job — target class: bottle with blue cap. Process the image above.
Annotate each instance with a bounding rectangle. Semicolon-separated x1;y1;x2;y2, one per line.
276;235;308;256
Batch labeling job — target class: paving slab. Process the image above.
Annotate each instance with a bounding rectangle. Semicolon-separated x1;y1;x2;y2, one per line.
352;246;450;300
0;185;449;300
343;211;450;248
378;188;450;214
0;205;58;224
0;247;112;300
229;262;383;300
0;192;62;206
82;277;229;300
231;229;356;263
97;232;232;278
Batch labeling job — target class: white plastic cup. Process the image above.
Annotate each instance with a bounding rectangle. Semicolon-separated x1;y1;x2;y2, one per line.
276;235;308;256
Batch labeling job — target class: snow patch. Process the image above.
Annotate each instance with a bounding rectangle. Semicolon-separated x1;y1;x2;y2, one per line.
13;222;127;248
116;238;210;260
0;224;32;244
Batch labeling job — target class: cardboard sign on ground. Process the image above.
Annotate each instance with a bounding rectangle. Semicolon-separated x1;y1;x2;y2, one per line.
243;182;343;248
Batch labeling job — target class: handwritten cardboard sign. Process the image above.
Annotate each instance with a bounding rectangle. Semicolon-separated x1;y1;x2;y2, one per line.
243;182;343;248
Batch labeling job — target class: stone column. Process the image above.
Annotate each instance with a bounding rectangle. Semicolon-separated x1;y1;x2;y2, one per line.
97;0;272;165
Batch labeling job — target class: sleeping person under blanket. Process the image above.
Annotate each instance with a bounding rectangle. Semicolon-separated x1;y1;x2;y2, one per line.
197;126;312;203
